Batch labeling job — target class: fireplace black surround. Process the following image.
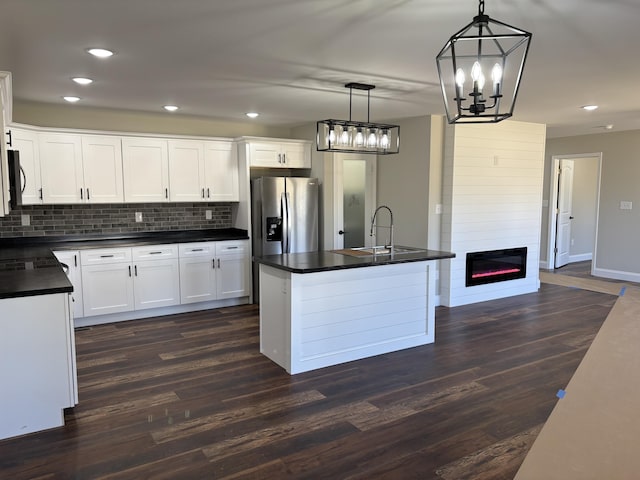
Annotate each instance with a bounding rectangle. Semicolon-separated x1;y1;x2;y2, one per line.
466;247;527;287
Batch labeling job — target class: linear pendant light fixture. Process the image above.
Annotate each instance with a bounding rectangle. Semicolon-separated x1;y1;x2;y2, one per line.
317;83;400;154
436;0;532;124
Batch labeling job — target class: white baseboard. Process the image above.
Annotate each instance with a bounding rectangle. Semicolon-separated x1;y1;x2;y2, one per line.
592;267;640;284
74;297;250;328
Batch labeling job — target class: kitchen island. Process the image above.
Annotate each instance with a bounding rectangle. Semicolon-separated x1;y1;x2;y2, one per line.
255;248;455;374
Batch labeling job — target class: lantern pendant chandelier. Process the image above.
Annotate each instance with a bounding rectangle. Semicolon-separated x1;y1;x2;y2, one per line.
436;0;532;124
317;82;400;154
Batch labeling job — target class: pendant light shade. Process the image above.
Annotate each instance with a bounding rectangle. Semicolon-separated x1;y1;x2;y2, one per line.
436;0;532;124
317;83;400;154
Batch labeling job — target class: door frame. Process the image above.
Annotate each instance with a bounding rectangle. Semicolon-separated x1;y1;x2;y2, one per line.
332;153;377;250
546;152;602;273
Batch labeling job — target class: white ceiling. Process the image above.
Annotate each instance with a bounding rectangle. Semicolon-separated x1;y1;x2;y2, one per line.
1;0;639;138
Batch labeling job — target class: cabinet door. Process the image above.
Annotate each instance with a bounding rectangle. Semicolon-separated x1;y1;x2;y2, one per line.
204;141;238;201
133;258;181;310
216;241;250;299
216;254;249;299
11;128;42;204
168;140;205;202
39;133;84;204
179;256;217;304
81;263;134;316
281;142;311;168
248;142;282;168
53;250;84;319
81;135;124;203
122;137;169;203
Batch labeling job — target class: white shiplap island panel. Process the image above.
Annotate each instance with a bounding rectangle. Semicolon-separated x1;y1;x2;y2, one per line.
259;261;435;374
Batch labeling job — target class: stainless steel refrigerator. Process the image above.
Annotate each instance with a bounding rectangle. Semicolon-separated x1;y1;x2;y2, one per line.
251;176;319;297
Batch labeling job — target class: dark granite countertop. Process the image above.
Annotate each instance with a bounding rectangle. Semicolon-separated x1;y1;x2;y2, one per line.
254;248;455;274
0;228;248;299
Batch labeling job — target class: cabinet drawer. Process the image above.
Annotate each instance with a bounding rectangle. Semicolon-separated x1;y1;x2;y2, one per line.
216;240;248;255
81;248;132;265
179;242;215;258
132;244;178;260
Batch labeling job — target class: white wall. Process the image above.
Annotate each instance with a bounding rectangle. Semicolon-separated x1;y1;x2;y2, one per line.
440;120;546;307
376;115;444;250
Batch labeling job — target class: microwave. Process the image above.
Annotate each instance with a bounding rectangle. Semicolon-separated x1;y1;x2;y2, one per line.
8;149;23;208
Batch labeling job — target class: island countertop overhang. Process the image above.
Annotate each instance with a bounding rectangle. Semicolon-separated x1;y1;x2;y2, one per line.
253;248;456;274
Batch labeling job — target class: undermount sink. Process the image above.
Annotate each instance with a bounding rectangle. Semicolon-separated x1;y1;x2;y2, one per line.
339;245;427;257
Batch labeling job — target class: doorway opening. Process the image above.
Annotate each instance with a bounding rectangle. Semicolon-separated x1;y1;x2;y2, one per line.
546;153;601;273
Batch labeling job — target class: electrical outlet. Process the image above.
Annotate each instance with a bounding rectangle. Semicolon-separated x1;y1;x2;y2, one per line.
205;210;212;220
620;201;633;210
135;212;143;222
435;204;443;215
21;214;30;226
571;238;575;246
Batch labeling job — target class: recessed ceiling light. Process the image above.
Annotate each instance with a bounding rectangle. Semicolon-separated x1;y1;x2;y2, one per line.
582;105;598;111
163;105;179;112
87;48;114;58
72;77;93;85
604;124;614;130
63;96;81;103
246;112;259;118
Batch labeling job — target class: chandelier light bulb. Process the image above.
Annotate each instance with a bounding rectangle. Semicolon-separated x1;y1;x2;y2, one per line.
471;61;482;82
367;129;378;148
380;130;390;149
328;125;336;144
491;63;503;85
477;72;486;91
340;126;350;145
455;68;466;88
355;128;364;147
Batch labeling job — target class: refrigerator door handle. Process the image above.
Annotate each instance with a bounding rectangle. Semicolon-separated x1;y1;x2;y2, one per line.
281;191;290;253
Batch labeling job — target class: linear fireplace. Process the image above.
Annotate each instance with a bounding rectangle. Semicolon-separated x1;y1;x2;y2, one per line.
466;247;527;287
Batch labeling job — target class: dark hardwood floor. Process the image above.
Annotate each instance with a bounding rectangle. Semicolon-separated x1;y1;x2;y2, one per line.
0;283;616;479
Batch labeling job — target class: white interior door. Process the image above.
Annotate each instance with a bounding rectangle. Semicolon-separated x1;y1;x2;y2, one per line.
555;159;575;268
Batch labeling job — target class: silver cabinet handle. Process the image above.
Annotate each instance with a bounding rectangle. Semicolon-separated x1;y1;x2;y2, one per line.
128;265;131;277
87;188;90;200
191;248;204;252
80;188;83;200
100;254;114;258
212;258;215;269
207;188;210;198
149;251;162;255
202;188;205;198
217;258;221;268
134;265;138;276
165;188;168;199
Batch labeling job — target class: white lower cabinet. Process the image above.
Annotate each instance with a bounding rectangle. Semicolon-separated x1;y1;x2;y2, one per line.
81;245;180;317
131;245;180;310
0;292;77;440
53;250;84;318
179;240;249;304
217;241;250;299
81;248;135;317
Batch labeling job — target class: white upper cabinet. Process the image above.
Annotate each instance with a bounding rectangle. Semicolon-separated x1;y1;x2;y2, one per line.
204;141;238;201
122;137;170;203
167;139;238;202
10;128;42;204
37;133;124;204
247;139;311;169
167;139;205;202
81;135;124;203
38;133;84;204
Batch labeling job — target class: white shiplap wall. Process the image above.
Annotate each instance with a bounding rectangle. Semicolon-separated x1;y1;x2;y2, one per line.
441;121;546;307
